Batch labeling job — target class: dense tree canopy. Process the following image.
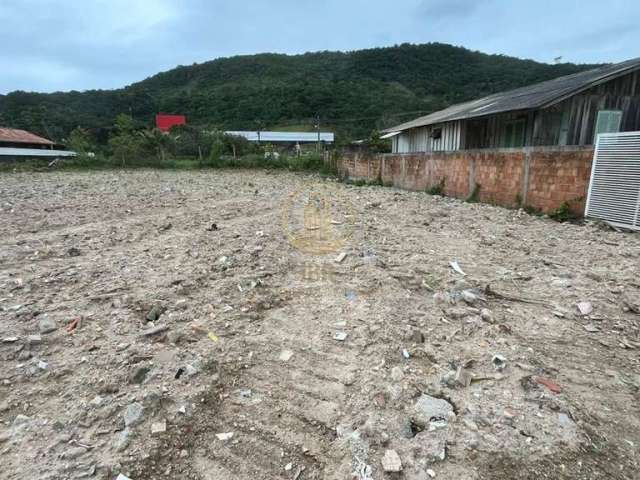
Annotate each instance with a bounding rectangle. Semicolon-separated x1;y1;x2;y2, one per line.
0;43;596;144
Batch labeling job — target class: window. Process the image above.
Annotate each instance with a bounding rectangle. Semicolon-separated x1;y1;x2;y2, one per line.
502;118;526;148
558;110;570;146
594;110;622;141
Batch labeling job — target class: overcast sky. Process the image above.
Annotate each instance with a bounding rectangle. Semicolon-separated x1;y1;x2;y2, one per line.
1;0;638;94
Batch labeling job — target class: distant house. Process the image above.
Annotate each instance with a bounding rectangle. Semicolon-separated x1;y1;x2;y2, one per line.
156;114;186;132
0;127;75;160
385;58;640;153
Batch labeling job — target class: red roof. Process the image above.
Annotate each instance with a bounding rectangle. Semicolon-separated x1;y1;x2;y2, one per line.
155;114;186;132
0;127;54;145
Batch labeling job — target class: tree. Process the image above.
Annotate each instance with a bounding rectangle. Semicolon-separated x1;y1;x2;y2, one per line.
140;128;173;162
108;114;147;166
68;127;93;153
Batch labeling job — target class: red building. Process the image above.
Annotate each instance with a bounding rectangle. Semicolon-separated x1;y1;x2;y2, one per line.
155;114;186;132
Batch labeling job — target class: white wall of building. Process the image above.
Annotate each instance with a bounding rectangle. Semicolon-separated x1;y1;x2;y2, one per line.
392;121;463;153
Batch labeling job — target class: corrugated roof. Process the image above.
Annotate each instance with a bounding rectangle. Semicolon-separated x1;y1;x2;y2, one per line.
0;127;54;145
225;131;334;142
386;57;640;132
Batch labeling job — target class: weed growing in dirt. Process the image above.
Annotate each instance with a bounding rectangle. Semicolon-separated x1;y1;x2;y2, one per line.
549;201;580;223
344;177;383;187
426;178;445;196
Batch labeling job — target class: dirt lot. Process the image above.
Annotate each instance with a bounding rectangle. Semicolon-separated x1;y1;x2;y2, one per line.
1;169;639;480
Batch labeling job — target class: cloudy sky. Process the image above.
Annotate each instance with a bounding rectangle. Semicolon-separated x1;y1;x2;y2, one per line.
1;0;638;94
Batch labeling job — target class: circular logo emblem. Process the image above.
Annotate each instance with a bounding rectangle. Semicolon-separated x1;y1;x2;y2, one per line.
281;182;355;255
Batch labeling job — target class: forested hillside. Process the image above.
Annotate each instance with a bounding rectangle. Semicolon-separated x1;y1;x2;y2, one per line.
0;43;597;142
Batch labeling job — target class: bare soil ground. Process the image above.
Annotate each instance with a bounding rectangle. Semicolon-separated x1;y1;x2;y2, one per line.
1;169;639;480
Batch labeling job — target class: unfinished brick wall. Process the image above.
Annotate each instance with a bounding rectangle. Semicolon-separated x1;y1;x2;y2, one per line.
339;147;594;215
526;149;593;215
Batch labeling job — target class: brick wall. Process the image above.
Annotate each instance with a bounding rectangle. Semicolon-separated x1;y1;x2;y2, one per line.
338;147;594;215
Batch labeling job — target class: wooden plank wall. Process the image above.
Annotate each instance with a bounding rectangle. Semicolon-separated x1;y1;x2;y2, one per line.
393;69;640;153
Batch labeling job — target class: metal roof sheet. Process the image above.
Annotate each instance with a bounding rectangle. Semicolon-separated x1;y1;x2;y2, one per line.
0;147;75;157
225;131;334;142
0;128;54;145
386;57;640;132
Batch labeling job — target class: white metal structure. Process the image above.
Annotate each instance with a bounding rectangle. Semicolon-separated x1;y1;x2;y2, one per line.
0;147;76;158
585;131;640;230
225;131;334;143
391;121;463;153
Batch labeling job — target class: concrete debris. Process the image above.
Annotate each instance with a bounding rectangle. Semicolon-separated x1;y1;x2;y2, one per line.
461;290;479;305
139;325;169;337
333;332;348;341
38;318;57;334
145;305;164;322
584;324;600;333
381;449;402;472
151;419;167;435
577;301;593;316
114;428;130;452
334;252;347;263
411;394;454;428
454;367;473;387
116;475;133;480
12;415;30;427
480;308;494;323
216;432;234;441
124;402;144;427
427;468;436;478
621;292;640;314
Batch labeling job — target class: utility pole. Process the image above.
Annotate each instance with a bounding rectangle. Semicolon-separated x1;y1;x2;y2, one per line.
315;115;320;153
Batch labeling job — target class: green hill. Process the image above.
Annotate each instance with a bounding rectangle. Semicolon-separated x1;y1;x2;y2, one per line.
0;43;597;142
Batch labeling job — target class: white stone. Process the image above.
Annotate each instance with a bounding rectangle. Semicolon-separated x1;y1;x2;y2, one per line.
216;432;234;441
577;302;593;315
151;420;167;435
333;332;348;341
381;449;402;472
279;350;294;362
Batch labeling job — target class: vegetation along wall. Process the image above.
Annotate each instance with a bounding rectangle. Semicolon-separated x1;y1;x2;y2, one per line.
339;147;594;215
